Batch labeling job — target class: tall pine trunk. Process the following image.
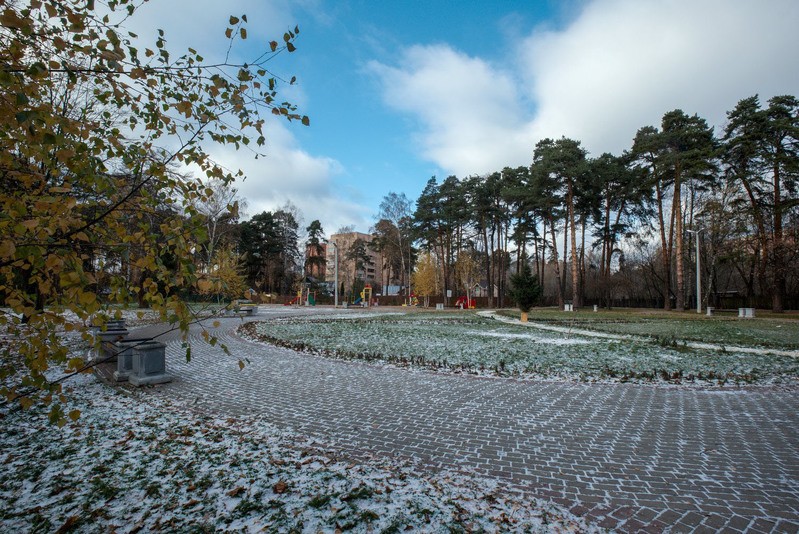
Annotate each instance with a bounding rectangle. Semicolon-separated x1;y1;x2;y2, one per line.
656;182;672;310
567;179;581;308
674;162;685;310
772;161;785;312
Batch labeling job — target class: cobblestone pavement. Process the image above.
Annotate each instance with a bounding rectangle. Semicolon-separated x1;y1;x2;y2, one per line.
135;307;799;533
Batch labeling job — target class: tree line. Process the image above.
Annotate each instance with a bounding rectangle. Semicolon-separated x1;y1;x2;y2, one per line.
372;97;798;312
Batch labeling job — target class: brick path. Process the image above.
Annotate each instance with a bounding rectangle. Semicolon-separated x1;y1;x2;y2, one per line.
137;307;799;533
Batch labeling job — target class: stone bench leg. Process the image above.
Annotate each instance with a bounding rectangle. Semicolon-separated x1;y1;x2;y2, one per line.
129;341;172;386
112;339;142;382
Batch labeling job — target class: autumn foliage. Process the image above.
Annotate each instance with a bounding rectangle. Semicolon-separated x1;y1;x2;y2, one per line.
0;0;306;421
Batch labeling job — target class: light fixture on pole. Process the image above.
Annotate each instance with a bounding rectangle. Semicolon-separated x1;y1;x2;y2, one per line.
332;241;339;308
687;228;703;314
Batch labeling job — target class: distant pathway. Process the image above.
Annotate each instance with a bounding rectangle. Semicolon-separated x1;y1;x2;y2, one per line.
135;307;799;533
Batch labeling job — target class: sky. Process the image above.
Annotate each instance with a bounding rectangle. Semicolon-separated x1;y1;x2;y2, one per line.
129;0;799;238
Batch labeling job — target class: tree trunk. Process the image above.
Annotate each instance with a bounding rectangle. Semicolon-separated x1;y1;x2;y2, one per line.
772;161;785;312
656;182;672;310
562;218;569;306
547;216;564;307
539;217;547;287
568;179;581;308
481;223;492;308
674;163;685;310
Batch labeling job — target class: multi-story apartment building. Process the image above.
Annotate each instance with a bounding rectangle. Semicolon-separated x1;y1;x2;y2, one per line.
324;232;380;291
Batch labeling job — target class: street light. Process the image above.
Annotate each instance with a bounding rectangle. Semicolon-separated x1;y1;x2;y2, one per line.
687;228;703;314
332;241;339;308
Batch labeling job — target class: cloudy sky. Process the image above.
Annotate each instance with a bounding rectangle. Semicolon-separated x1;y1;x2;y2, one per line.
131;0;798;237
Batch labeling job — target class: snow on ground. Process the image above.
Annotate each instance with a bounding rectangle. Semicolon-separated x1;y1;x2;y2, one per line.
246;312;799;386
0;373;598;533
484;311;799;358
466;330;595;345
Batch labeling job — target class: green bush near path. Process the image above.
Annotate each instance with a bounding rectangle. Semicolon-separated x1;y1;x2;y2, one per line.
244;312;799;385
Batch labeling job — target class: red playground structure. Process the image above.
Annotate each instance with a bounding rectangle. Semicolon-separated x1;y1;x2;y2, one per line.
454;296;476;309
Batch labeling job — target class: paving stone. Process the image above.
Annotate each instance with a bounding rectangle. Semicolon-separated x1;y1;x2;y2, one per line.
774;520;799;534
749;518;778;532
618;518;647;533
726;514;753;531
133;308;799;533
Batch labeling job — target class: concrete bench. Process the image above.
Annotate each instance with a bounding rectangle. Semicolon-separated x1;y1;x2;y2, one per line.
738;307;756;319
128;340;172;386
91;326;129;363
239;305;259;316
112;338;152;382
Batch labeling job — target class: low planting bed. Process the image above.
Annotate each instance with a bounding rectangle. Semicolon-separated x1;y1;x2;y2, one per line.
241;312;799;386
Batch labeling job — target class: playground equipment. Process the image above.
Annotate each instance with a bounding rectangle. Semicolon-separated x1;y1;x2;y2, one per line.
455;296;476;309
355;284;373;307
285;286;317;306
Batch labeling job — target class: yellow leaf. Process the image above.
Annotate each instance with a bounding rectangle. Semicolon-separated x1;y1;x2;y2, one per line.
45;255;64;271
238;360;245;370
0;241;16;259
49;185;73;193
79;292;96;306
68;409;81;422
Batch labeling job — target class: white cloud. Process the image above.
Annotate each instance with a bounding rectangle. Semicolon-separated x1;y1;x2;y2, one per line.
123;1;368;235
197;120;367;235
368;45;531;177
521;0;799;154
370;0;799;173
128;0;296;57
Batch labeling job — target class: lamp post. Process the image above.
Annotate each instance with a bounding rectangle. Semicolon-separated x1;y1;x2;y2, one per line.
332;241;339;308
687;228;703;313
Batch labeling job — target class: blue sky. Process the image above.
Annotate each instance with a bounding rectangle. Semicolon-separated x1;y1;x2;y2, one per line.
132;0;799;237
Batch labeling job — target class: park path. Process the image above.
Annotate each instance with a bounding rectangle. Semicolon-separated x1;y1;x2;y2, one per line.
134;307;799;533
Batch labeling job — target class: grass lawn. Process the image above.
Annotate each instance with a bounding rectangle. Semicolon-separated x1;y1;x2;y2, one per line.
243;310;799;385
497;307;799;350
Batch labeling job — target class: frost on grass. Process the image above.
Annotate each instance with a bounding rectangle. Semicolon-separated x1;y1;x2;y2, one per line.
495;309;799;351
244;313;799;385
0;373;595;533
